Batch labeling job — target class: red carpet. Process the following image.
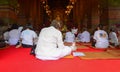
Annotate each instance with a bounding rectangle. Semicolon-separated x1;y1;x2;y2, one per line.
0;46;120;72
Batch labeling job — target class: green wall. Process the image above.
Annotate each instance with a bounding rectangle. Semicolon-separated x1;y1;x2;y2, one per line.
0;0;18;25
0;0;9;5
0;0;18;8
109;0;120;7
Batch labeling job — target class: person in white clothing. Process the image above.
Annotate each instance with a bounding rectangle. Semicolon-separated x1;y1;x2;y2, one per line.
19;23;37;48
71;26;78;37
93;24;109;48
64;27;75;43
35;19;76;60
3;28;11;43
80;28;90;43
117;29;120;47
8;24;19;45
17;26;23;42
71;27;78;34
109;29;119;47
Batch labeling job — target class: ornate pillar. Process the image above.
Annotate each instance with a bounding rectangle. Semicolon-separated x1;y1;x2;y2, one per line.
0;0;18;24
18;0;44;30
99;0;109;28
73;0;79;27
86;0;92;29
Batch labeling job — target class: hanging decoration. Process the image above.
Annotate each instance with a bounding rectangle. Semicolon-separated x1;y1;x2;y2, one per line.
41;0;51;16
41;0;76;16
65;0;76;15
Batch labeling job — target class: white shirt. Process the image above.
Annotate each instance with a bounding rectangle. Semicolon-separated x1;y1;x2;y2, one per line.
21;29;37;45
18;26;23;33
93;30;109;48
3;31;9;41
18;26;23;40
71;28;78;34
80;31;90;42
35;26;72;60
64;31;75;42
8;29;19;45
109;32;119;46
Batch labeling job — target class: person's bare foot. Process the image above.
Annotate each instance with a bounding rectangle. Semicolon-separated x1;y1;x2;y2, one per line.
16;44;21;48
109;45;115;48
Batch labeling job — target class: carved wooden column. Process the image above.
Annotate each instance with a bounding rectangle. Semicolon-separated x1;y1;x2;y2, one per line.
73;0;80;27
0;0;18;24
35;0;42;30
34;0;44;31
76;0;80;30
91;0;100;29
76;0;79;25
73;2;77;25
86;0;92;29
99;0;109;28
18;0;44;30
17;0;30;25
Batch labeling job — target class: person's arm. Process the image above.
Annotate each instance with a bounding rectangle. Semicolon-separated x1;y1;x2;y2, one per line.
93;31;97;40
16;38;22;48
57;31;64;49
15;32;23;48
113;32;119;45
33;31;38;45
64;32;67;42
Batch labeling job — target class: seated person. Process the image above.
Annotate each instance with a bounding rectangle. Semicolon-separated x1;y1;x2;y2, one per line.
117;29;120;47
93;24;109;48
35;19;76;60
71;26;78;37
109;29;119;48
0;35;6;48
80;28;90;43
17;23;37;48
3;28;11;43
8;24;19;45
91;29;97;47
64;27;75;43
77;30;82;42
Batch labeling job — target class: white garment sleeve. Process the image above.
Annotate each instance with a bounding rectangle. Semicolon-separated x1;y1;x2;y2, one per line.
56;31;64;49
33;31;37;38
93;31;98;40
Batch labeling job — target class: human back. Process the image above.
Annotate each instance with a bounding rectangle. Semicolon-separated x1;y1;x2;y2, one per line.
93;24;109;48
64;27;75;42
8;24;19;45
80;28;90;43
35;19;76;60
95;30;108;42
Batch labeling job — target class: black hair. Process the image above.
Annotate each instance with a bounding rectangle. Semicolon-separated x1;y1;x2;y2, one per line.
67;27;71;31
97;24;103;30
110;28;115;32
25;23;33;29
11;24;18;29
83;28;87;31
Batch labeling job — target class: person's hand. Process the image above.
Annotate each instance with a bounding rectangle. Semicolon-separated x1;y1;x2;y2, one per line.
64;42;72;46
70;42;77;51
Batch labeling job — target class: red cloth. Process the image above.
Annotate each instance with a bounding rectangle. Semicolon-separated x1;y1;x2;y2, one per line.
0;46;120;72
